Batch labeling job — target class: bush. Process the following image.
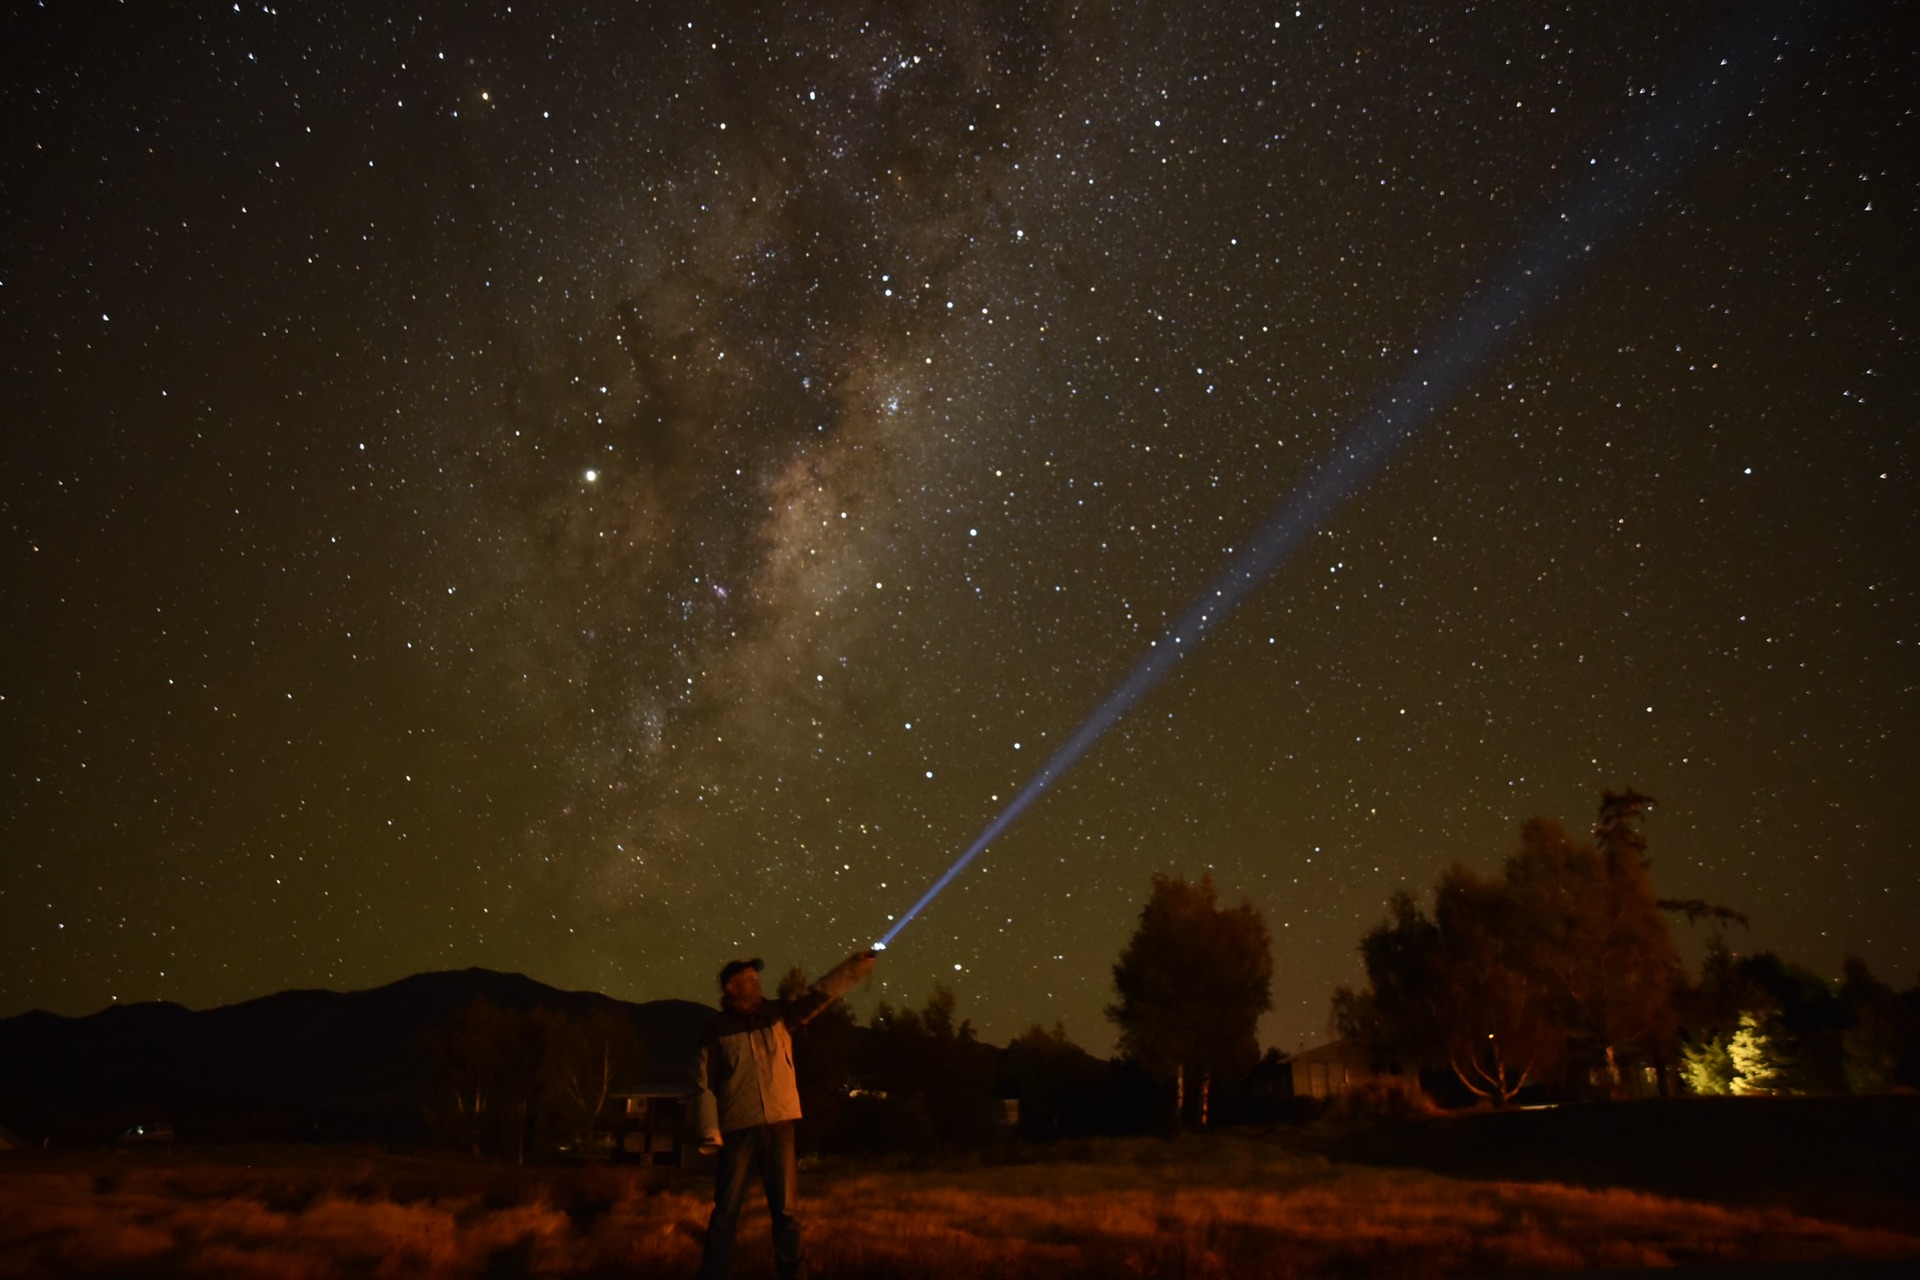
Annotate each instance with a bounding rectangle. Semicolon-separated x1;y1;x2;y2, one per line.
1328;1076;1442;1122
1680;1034;1734;1095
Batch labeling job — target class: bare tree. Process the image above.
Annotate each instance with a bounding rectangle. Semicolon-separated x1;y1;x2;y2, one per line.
426;998;503;1153
1433;865;1564;1104
426;998;548;1159
543;1006;646;1159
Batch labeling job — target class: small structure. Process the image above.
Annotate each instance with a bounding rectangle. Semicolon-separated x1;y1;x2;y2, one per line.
612;1083;698;1167
1588;1058;1664;1098
1289;1039;1387;1099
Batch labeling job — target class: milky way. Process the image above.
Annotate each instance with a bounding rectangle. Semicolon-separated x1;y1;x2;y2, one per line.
5;1;1914;1051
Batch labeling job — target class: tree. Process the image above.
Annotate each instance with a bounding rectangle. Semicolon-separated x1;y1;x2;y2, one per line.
1431;864;1566;1104
428;999;645;1161
1503;793;1683;1095
1676;949;1920;1096
1339;869;1565;1106
1589;790;1686;1090
542;1006;646;1159
852;985;999;1153
1003;1021;1105;1139
1107;873;1272;1126
1335;790;1683;1105
424;998;550;1161
426;997;506;1154
1333;890;1444;1064
1728;1013;1783;1095
1720;950;1845;1092
1679;934;1748;1035
1838;955;1917;1094
1679;1033;1735;1094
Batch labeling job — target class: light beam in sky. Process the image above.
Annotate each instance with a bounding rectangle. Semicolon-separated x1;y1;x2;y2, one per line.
875;0;1838;951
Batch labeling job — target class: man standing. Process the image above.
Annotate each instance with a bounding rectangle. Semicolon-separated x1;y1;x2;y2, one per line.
693;948;876;1280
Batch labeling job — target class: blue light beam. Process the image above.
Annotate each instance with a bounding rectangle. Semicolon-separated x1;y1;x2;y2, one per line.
875;0;1837;952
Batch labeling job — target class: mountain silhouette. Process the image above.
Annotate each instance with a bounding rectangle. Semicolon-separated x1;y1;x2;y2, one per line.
0;969;715;1144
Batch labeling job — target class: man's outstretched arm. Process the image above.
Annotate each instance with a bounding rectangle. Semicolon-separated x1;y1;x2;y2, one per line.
786;949;877;1026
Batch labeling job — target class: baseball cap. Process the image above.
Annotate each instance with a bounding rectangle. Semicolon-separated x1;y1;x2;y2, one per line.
718;957;764;989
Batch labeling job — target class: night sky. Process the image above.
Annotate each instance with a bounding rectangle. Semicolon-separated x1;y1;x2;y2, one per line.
5;1;1914;1054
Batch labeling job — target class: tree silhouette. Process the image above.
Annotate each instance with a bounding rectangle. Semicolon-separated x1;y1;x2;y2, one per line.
428;999;645;1160
1337;869;1560;1105
1107;873;1272;1125
1003;1021;1106;1138
854;985;999;1153
777;964;856;1152
425;998;549;1160
1504;793;1684;1094
426;998;505;1153
1336;790;1684;1104
1332;889;1444;1067
541;1006;646;1159
1431;863;1565;1104
1839;956;1910;1094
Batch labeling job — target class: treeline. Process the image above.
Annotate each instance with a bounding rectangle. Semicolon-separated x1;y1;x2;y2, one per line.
1334;789;1920;1104
1678;946;1919;1096
422;787;1913;1165
420;981;1170;1162
784;872;1291;1153
778;974;1169;1155
424;875;1293;1160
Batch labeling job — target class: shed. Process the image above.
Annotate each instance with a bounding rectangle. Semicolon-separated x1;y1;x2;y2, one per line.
612;1083;699;1167
1289;1038;1388;1098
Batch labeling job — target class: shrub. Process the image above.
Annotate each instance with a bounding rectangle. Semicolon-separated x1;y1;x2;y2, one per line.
1328;1075;1442;1121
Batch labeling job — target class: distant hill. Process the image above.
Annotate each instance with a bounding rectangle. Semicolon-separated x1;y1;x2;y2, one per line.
0;969;715;1144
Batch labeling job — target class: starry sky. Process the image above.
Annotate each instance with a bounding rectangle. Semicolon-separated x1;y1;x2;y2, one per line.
4;1;1914;1053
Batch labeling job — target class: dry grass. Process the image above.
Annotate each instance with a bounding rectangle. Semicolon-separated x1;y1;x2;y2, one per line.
1;1134;1914;1278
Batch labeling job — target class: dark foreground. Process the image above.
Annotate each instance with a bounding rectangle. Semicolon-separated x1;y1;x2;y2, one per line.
1317;1094;1920;1235
1;1099;1916;1278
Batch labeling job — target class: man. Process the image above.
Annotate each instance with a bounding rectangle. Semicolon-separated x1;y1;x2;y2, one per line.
693;947;876;1280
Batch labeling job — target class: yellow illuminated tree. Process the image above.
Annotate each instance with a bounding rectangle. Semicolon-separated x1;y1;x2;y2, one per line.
1728;1013;1783;1095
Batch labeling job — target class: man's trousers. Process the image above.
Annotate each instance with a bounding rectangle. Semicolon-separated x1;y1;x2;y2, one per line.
698;1120;801;1279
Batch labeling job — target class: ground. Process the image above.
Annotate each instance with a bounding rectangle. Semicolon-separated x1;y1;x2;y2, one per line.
2;1099;1917;1277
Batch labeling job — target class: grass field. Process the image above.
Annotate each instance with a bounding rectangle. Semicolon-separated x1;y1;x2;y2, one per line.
1313;1094;1920;1237
3;1122;1917;1279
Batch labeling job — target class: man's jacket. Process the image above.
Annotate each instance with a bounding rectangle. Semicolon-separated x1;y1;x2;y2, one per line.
694;953;869;1137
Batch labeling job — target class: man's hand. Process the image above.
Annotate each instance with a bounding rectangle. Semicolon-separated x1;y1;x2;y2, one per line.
698;1131;722;1156
848;948;878;982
